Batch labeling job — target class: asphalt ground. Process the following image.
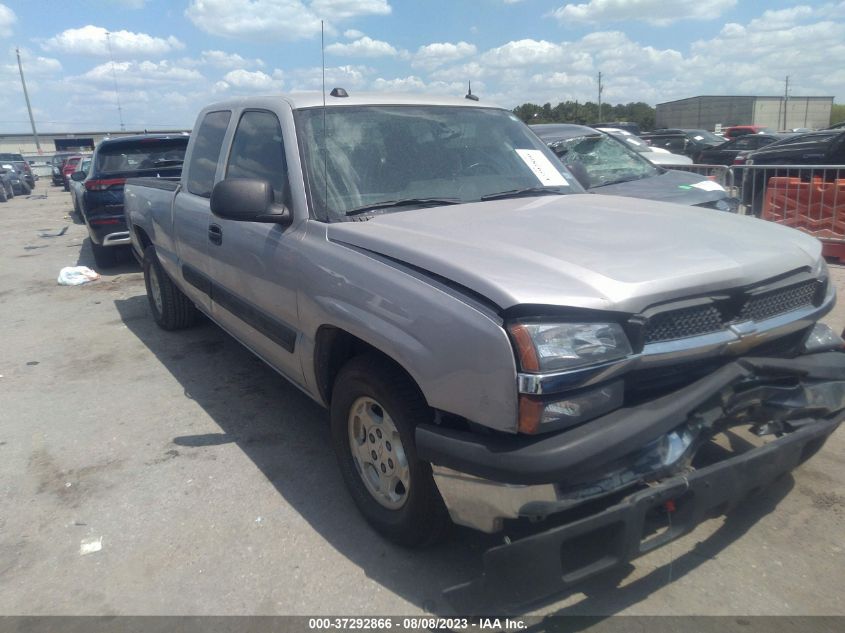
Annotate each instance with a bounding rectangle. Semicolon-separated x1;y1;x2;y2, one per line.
1;180;844;617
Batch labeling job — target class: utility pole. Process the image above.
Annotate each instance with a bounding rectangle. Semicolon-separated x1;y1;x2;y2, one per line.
16;48;41;154
106;32;126;131
782;75;790;130
597;72;603;122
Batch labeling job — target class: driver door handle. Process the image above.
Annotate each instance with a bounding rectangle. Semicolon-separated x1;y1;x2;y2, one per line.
208;223;223;245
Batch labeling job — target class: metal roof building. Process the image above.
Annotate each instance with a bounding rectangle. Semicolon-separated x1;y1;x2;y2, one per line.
655;95;834;131
0;129;189;157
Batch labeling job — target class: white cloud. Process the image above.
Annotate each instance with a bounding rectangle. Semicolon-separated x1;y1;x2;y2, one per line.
42;25;184;57
0;3;16;38
288;64;371;90
199;50;265;69
371;75;426;91
551;0;737;26
343;29;364;38
412;41;477;69
75;60;204;87
481;39;570;67
326;36;398;57
215;68;284;92
186;0;390;40
1;50;62;77
748;6;815;31
310;0;391;19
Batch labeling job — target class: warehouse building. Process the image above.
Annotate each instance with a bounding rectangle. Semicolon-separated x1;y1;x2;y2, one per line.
655;95;834;131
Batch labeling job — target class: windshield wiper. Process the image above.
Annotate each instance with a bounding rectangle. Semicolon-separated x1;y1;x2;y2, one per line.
345;197;461;217
480;186;569;201
596;174;652;187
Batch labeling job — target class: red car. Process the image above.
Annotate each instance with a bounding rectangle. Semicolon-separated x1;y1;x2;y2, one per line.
723;125;773;140
61;155;83;191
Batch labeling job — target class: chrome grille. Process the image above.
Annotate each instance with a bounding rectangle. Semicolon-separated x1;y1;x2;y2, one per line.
644;304;724;344
739;280;818;322
642;278;820;345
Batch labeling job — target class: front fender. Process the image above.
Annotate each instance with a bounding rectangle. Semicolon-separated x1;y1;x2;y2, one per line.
296;225;519;433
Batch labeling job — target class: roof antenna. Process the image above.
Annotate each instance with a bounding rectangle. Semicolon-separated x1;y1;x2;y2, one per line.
321;20;329;215
465;81;479;101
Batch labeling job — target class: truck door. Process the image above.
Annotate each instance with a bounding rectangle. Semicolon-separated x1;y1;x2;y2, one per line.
207;108;304;384
171;110;231;312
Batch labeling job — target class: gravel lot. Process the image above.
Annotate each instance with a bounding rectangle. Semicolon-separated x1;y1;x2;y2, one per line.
1;181;844;617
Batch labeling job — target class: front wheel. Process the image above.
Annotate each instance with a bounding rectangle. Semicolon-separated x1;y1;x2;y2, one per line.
331;353;449;547
143;246;198;330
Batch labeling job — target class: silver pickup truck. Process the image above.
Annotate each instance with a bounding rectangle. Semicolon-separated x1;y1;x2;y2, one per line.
125;92;845;610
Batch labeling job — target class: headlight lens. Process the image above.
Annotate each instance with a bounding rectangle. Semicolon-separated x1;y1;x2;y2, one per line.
508;321;633;372
813;257;829;282
518;381;624;434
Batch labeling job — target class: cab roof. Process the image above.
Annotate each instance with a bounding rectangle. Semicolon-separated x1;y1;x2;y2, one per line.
202;91;503;112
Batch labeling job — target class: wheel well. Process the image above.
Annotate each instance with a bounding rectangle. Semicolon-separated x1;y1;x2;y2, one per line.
134;225;153;252
314;326;423;406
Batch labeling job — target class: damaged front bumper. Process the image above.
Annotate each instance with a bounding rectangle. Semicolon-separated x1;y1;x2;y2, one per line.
416;351;845;611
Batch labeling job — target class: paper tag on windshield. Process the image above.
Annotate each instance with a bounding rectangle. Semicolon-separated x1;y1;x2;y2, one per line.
515;150;569;186
691;180;725;192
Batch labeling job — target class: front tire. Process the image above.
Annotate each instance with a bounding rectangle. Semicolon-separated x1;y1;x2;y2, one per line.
143;245;198;330
331;353;449;547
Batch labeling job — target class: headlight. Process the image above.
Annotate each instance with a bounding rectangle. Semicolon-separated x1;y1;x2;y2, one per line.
812;257;829;281
508;321;633;373
696;197;739;212
518;381;624;434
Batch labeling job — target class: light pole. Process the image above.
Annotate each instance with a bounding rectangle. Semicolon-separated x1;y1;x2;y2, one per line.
16;48;41;153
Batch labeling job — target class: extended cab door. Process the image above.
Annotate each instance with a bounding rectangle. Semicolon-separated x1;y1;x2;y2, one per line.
170;110;231;312
206;108;304;384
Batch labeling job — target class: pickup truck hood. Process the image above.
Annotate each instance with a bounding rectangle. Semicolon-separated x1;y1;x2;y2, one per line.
591;169;726;205
326;194;822;313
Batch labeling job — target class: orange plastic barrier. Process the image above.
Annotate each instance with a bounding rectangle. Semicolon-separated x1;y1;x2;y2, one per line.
762;177;845;262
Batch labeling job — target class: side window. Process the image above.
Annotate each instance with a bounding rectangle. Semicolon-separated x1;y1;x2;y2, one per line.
187;110;231;198
733;138;753;149
226;110;289;204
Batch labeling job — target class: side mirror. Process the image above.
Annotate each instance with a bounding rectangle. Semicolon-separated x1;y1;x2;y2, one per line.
210;178;291;225
71;171;86;182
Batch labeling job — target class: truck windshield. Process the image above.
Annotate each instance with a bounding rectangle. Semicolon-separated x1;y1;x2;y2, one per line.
546;133;660;188
296;105;581;221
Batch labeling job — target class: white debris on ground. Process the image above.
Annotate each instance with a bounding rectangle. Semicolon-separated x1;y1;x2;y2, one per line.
79;537;103;555
57;266;100;286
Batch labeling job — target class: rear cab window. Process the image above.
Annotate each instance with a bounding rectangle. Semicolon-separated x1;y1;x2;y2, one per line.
186;110;232;197
95;138;187;174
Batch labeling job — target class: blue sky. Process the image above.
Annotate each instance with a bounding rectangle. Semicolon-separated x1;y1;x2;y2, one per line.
0;0;843;132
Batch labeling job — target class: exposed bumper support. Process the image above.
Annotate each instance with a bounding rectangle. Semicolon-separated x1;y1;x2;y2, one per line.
417;352;845;486
442;412;843;612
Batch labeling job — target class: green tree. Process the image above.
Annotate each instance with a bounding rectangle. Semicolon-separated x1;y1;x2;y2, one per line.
830;103;845;126
513;100;656;130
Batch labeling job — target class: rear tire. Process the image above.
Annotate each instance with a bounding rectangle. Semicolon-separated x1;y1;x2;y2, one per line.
91;241;120;269
143;245;198;330
331;353;450;547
